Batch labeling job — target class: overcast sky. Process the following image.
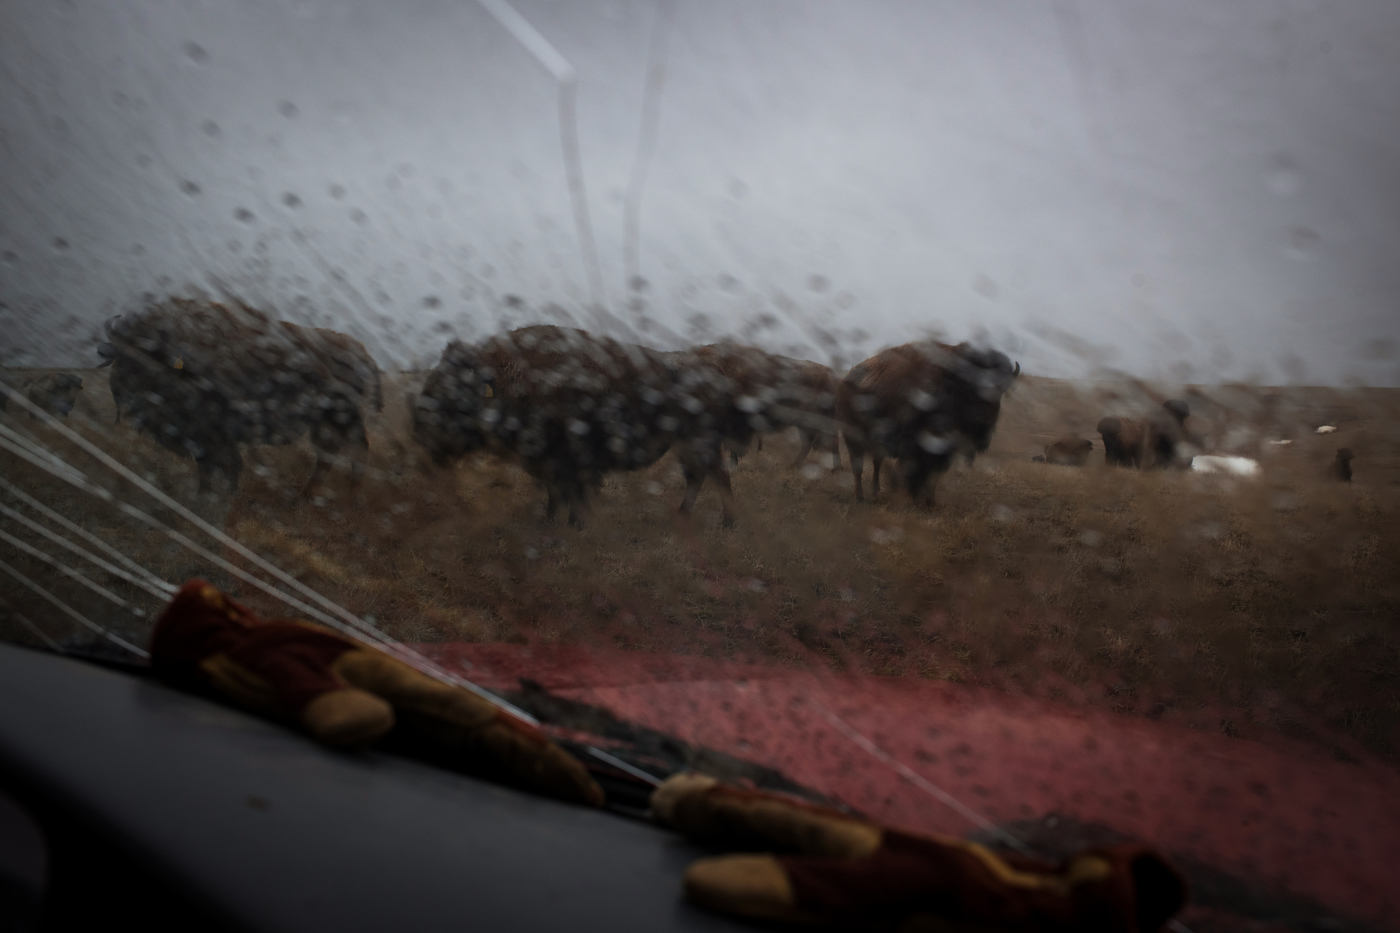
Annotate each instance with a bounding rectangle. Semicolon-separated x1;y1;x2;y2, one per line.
2;0;1398;384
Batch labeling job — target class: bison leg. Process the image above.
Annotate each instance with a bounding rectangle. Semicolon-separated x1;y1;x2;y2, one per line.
871;456;884;498
564;476;589;529
710;459;737;529
677;452;706;518
847;440;866;501
789;431;815;469
306;416;370;497
676;442;736;527
303;453;336;498
196;446;243;496
829;433;842;473
905;461;936;510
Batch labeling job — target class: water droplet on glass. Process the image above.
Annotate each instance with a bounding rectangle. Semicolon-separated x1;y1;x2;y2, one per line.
349;208;368;225
278;100;299;119
329;184;346;200
974;274;998;299
282;192;302;209
52;237;69;251
201;120;221;137
423;295;441;309
179;179;201;196
234;207;255;223
183;41;209;64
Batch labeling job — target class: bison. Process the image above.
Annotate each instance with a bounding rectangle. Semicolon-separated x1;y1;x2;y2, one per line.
413;325;773;528
1335;447;1353;482
690;343;842;471
1149;399;1195;469
1096;416;1146;468
0;373;83;420
1099;400;1194;470
835;341;1019;507
98;298;382;494
1043;436;1093;466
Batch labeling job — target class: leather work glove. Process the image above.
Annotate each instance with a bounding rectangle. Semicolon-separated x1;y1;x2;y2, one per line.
149;579;603;807
652;773;1187;932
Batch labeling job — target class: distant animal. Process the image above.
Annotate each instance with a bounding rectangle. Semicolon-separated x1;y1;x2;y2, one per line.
1030;454;1046;463
1096;416;1147;468
98;298;383;494
1149;399;1195;469
1335;448;1353;482
692;343;841;472
835;341;1019;507
1043;436;1093;466
413;325;772;528
1316;425;1337;435
0;373;83;420
1099;399;1194;469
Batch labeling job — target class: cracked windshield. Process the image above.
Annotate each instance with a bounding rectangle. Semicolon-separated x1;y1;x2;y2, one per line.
2;1;1398;930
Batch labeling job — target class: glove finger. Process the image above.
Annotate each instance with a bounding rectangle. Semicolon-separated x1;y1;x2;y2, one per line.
334;648;603;807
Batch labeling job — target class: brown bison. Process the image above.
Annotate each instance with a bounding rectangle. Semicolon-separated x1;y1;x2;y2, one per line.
1098;399;1194;469
0;373;83;420
1096;416;1146;467
99;298;383;494
1335;447;1353;482
1044;436;1093;466
835;341;1019;506
413;326;773;527
691;343;841;471
1150;399;1195;469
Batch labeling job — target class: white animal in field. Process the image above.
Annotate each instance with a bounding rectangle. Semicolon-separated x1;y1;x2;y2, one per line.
1316;425;1337;434
1191;455;1260;477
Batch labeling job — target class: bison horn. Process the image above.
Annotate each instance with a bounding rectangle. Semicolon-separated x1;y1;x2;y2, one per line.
1012;361;1020;377
103;315;121;337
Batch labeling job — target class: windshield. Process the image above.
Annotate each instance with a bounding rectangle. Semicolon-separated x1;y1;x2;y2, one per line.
3;2;1398;929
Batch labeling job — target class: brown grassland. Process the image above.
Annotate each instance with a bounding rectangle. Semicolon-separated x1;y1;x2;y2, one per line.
2;368;1398;761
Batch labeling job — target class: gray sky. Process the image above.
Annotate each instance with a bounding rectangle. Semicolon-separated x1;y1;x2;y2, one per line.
2;0;1398;384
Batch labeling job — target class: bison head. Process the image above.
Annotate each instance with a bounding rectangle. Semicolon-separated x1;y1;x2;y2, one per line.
412;340;501;464
944;343;1019;451
1163;399;1190;424
96;315;122;367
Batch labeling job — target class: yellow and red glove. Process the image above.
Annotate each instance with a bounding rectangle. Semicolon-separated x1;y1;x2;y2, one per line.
150;580;603;807
652;773;1187;932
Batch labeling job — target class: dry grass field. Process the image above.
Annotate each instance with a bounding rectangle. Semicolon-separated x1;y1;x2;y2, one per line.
3;366;1398;761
